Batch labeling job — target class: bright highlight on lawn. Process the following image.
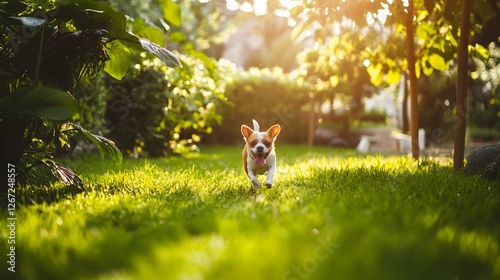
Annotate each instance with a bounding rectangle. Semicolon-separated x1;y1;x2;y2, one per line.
1;146;499;279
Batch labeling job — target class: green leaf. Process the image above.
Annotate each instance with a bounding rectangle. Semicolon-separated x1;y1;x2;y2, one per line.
104;40;131;80
139;38;181;67
422;59;434;76
43;159;83;187
53;1;127;38
445;33;458;47
133;18;166;46
416;22;434;40
386;68;401;84
367;63;383;86
7;16;46;27
472;44;489;62
116;31;180;68
0;86;80;121
427;53;447;71
169;31;186;43
415;62;421;79
415;9;429;22
78;125;122;164
160;0;181;27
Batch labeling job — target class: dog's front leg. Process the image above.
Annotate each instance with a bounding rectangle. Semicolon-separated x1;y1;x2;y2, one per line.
247;170;262;189
265;164;276;188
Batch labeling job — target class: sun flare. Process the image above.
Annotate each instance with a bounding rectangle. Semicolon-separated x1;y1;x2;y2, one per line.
226;0;392;26
226;0;298;17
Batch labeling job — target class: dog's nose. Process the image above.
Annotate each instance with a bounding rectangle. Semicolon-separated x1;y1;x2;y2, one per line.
256;146;264;153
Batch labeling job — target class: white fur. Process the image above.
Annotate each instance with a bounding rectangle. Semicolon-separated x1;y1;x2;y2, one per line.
246;143;277;189
252;119;260;132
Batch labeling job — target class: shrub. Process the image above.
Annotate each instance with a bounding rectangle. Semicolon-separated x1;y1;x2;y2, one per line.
468;43;500;134
73;73;110;135
105;54;227;157
205;67;310;145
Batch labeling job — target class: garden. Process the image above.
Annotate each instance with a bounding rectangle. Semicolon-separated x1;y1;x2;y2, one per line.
1;0;500;279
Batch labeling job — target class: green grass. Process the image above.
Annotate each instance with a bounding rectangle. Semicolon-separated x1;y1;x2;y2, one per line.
1;145;500;280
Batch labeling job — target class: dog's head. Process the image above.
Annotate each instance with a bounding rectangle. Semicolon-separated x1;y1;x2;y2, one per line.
241;120;281;165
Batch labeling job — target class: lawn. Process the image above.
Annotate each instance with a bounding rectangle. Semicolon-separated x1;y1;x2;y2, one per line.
1;145;499;280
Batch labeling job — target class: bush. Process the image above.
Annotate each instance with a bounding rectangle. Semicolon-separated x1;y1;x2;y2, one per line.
359;110;387;124
468;43;500;134
104;54;227;157
417;71;457;145
204;67;310;145
73;73;110;135
469;127;500;141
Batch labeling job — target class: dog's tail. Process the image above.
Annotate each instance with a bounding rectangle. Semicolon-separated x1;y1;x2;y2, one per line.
252;119;260;132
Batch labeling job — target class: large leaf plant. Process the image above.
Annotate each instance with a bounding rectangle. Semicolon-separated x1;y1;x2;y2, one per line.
0;0;180;190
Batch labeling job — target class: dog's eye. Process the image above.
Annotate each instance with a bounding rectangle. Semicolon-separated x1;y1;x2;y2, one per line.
263;140;271;147
250;140;258;147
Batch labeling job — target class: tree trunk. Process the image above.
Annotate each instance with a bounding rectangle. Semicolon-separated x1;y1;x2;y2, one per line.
308;95;315;146
454;0;471;170
402;72;410;134
405;0;420;160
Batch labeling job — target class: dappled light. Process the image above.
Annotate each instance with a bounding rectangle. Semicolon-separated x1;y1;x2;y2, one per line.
1;0;499;279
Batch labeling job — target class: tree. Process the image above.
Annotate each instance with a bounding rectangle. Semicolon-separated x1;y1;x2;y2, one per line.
405;0;420;159
294;23;377;144
290;0;495;164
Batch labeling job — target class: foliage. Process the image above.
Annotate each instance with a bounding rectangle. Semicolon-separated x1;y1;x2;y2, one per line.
105;54;227;157
469;127;500;141
290;0;497;162
206;67;310;144
107;0;236;59
2;146;499;279
171;0;237;58
469;42;500;133
409;41;500;145
73;73;110;135
93;0;238;156
295;25;377;130
292;0;493;85
0;0;180;189
417;70;457;144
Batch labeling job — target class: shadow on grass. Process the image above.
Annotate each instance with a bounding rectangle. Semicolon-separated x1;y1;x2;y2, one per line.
11;185;255;280
13;189;231;279
276;166;500;279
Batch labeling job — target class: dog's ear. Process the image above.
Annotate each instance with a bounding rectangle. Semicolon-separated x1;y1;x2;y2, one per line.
241;125;254;140
267;124;281;138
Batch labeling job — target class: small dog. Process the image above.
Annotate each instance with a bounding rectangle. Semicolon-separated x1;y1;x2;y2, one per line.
241;119;281;189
